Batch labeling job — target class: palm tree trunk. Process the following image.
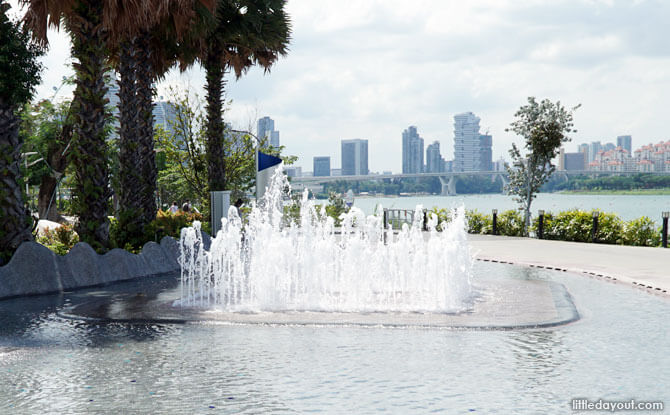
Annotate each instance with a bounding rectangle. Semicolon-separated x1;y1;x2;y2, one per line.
117;37;144;242
69;0;111;251
135;32;157;225
0;98;33;263
205;39;226;192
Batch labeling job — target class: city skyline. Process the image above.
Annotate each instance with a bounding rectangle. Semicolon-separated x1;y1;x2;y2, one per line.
17;0;670;174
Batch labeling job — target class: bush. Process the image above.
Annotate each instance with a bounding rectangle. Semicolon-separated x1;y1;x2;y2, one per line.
37;224;79;255
496;210;524;236
623;216;660;246
149;210;203;240
465;210;491;234
110;209;203;252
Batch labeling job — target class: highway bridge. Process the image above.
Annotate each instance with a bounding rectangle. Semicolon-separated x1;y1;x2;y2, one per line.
290;170;670;196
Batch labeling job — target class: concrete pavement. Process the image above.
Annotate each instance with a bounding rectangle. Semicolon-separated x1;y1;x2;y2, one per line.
467;234;670;296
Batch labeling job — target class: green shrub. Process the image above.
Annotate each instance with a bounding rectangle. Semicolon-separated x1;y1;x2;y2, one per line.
623;216;660;246
37;223;79;255
496;210;524;236
465;210;491;234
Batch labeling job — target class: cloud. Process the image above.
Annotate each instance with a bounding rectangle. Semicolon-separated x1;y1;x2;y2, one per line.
16;0;670;173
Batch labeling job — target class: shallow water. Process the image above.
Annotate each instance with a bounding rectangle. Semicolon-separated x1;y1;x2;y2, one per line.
1;262;668;414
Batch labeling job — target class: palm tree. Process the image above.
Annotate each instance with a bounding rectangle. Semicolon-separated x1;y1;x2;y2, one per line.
0;1;43;263
198;0;291;192
23;0;137;250
113;1;213;247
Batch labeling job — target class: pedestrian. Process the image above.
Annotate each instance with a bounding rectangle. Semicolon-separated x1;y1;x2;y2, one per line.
182;200;191;212
169;201;179;214
234;198;244;216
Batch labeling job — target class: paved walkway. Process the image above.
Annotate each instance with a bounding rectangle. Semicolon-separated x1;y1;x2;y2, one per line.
467;234;670;296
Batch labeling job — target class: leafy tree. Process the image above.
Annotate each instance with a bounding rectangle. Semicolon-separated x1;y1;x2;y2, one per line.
505;97;579;235
19;97;74;221
154;88;295;219
0;0;43;263
188;0;291;193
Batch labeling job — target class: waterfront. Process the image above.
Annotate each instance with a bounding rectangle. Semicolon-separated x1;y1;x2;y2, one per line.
351;193;670;221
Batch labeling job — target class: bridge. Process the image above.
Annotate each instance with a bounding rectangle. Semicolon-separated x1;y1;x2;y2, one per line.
290;170;670;196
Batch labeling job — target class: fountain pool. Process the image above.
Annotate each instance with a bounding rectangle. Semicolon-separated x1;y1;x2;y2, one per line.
0;262;668;413
0;169;668;412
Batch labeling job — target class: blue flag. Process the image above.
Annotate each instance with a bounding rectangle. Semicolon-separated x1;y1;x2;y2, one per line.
257;151;283;200
258;151;282;171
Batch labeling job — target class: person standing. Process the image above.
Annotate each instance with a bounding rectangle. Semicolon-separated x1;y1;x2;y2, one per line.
182;200;191;213
169;201;179;214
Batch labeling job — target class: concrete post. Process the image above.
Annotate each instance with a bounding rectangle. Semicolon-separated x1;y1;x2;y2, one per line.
210;190;231;237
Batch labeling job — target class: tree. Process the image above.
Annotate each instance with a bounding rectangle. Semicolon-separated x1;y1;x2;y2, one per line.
194;0;291;193
505;97;579;235
112;0;213;248
155;87;294;213
19;97;74;221
0;0;43;263
24;0;120;250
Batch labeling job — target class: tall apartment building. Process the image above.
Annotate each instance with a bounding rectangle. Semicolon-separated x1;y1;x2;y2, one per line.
313;156;331;177
257;116;280;147
402;126;424;173
153;99;178;138
453;112;492;171
617;135;632;154
341;139;368;176
425;141;445;173
588;141;603;163
478;134;493;171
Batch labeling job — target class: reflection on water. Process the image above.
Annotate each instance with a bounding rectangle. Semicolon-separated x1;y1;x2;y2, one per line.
0;264;669;414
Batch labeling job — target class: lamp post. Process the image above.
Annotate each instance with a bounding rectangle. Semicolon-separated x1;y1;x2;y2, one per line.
591;210;599;243
492;209;498;235
538;210;545;239
662;211;669;248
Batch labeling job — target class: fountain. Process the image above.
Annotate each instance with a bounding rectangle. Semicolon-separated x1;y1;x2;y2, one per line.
178;167;475;314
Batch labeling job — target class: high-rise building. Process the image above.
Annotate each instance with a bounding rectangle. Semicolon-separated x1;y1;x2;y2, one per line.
479;134;493;171
341;139;368;176
257;116;280;147
313;156;331;177
426;141;445;173
402;126;424;173
578;143;589;155
604;142;616;152
153;98;178;138
453;112;491;171
617;135;632;154
588;141;603;162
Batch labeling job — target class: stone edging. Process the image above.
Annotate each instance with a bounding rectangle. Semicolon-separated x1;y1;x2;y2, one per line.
0;236;183;300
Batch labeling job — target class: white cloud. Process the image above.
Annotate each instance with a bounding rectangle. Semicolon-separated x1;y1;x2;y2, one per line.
14;0;670;173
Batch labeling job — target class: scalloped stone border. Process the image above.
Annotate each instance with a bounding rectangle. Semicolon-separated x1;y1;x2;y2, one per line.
0;236;185;300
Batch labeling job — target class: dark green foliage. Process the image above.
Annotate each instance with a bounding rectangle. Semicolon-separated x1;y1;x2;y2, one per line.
0;1;43;263
0;1;43;107
546;174;670;192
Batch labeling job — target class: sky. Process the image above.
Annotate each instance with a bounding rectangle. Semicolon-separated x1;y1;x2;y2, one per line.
12;0;670;174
